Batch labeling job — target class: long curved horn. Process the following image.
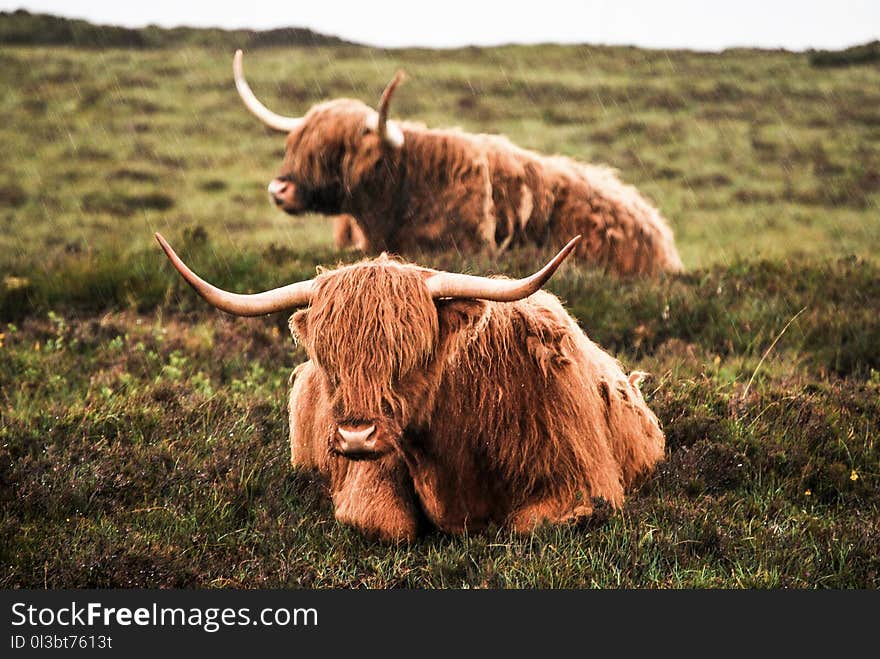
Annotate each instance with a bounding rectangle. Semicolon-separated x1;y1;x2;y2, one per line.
425;236;581;301
233;50;304;133
155;233;314;316
366;70;406;148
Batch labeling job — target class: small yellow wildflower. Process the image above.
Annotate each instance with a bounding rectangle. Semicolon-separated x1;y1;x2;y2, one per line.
34;341;40;352
804;489;812;497
850;470;859;482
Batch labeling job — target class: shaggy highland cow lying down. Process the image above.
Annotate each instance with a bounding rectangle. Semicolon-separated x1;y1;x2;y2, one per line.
156;233;666;540
233;51;684;277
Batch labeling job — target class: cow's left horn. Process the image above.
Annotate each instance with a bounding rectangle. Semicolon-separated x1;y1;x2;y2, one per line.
155;233;314;316
366;70;405;148
233;50;305;133
425;236;581;302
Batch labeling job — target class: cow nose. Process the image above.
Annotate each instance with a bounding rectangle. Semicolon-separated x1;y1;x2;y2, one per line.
268;178;289;197
336;425;377;452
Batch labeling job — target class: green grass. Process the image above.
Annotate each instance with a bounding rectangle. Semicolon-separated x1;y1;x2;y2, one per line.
1;26;879;588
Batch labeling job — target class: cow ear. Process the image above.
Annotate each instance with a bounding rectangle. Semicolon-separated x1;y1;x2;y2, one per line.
436;299;486;338
289;309;310;344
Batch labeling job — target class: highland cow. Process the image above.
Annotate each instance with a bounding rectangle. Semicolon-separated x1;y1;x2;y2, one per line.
233;51;683;277
156;232;666;541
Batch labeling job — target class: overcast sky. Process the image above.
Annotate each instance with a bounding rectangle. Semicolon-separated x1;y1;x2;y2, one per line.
3;1;879;51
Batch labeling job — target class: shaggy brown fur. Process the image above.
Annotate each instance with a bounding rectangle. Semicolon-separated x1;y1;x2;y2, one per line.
267;92;683;277
287;255;666;540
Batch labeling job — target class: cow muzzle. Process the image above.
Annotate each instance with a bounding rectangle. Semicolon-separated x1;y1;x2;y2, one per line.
332;423;394;459
268;177;300;213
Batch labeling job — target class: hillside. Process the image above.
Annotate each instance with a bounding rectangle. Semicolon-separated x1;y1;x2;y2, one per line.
0;9;358;49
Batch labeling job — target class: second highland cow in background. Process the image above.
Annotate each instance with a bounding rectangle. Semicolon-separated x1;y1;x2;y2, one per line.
234;51;683;277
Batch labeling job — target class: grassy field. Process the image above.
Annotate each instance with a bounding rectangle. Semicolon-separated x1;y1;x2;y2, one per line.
1;23;879;587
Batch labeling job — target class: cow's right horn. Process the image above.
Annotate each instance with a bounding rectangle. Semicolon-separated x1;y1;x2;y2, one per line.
155;233;314;316
233;50;305;133
425;236;581;302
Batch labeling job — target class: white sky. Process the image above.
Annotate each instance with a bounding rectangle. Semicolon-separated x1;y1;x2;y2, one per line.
2;0;879;51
